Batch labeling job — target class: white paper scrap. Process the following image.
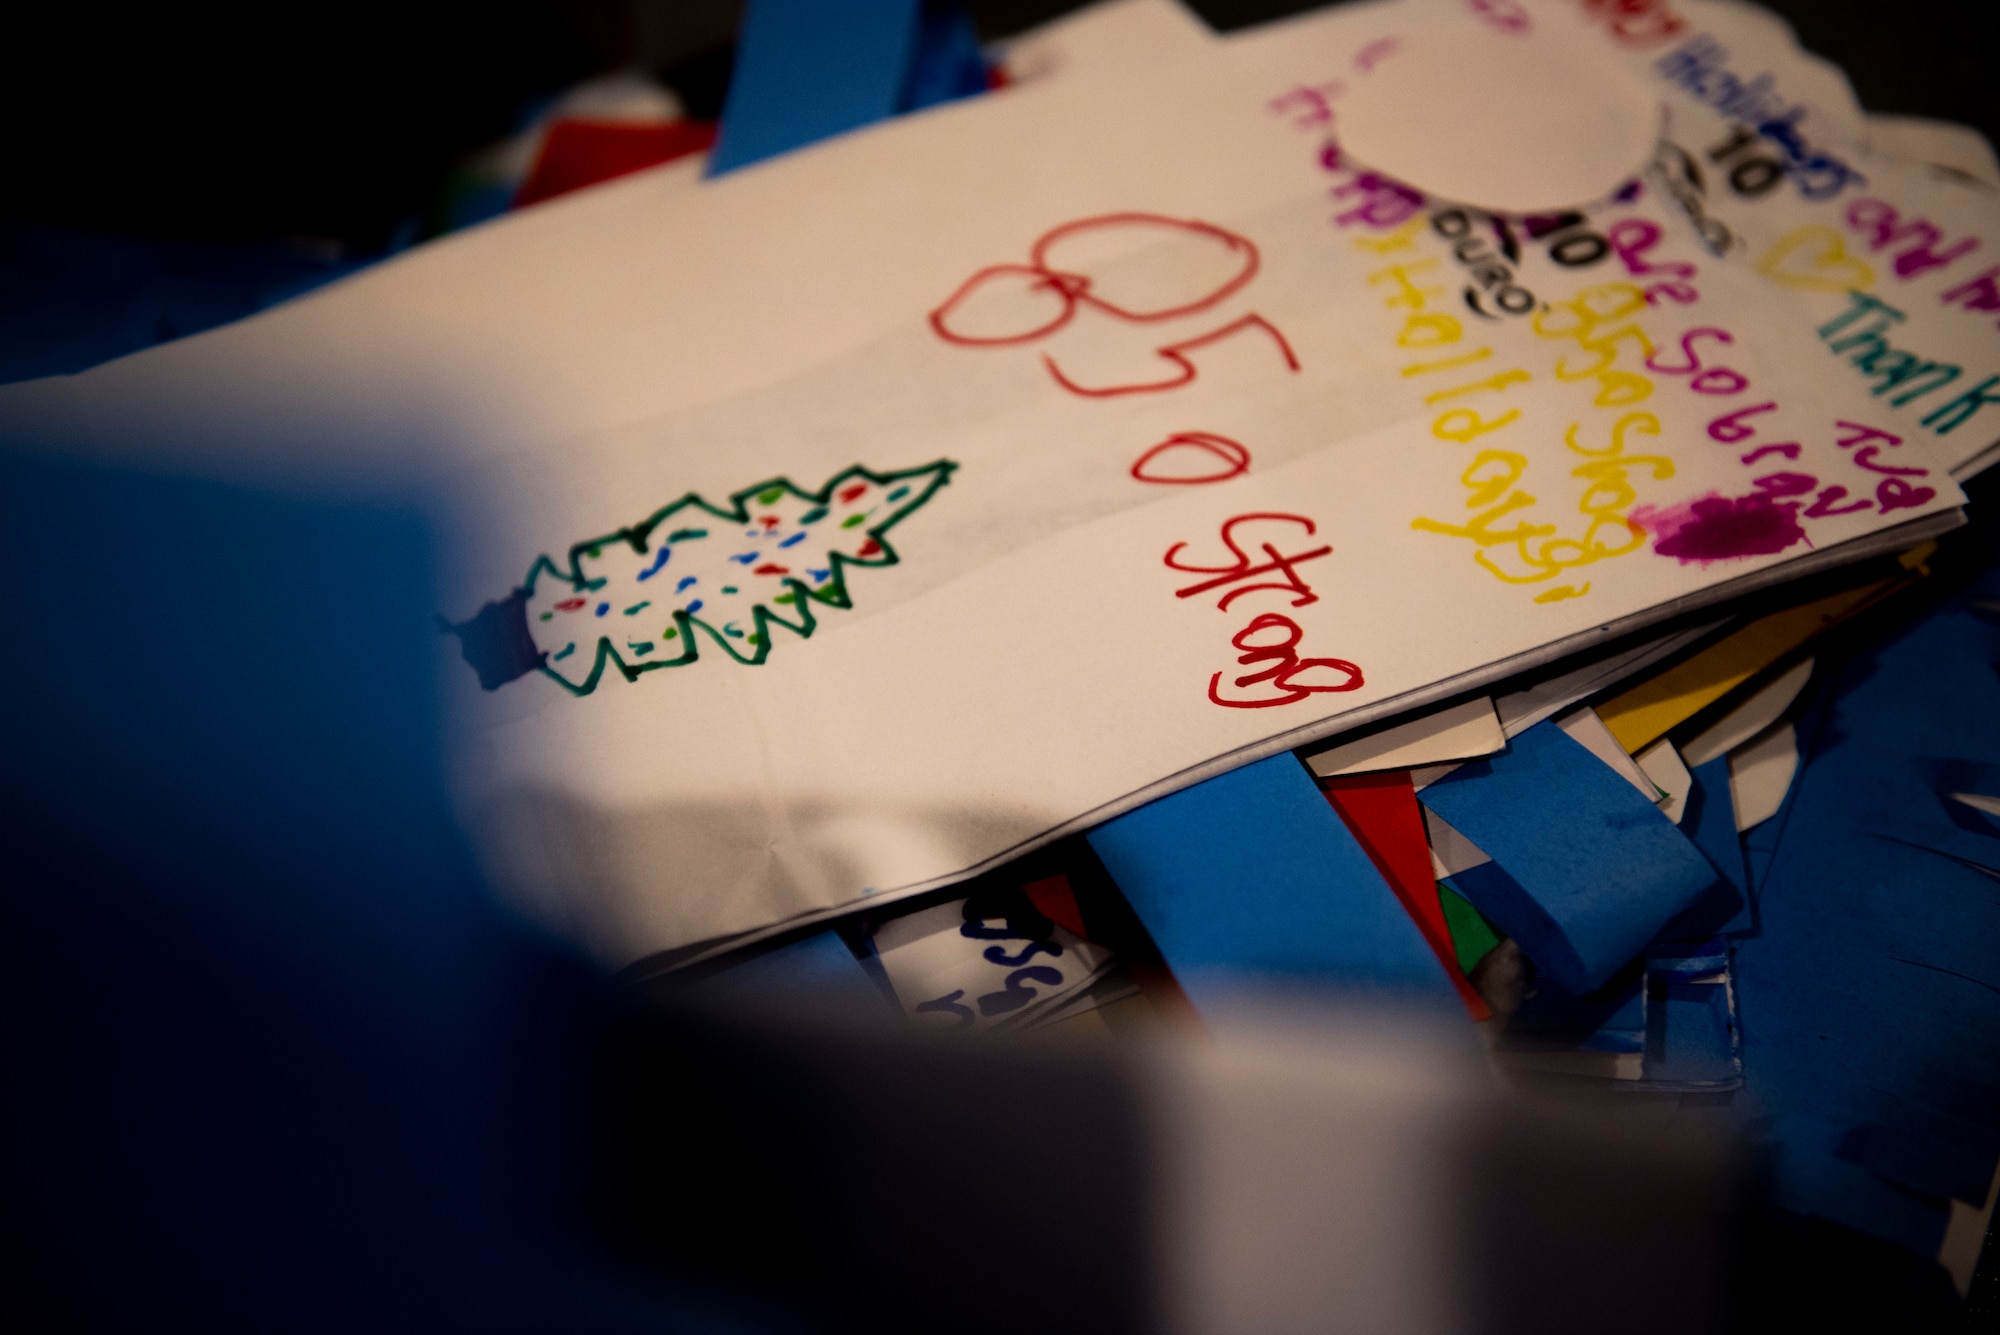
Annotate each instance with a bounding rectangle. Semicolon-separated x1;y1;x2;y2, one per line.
1634;737;1694;825
1728;721;1800;831
1680;656;1814;766
1424;806;1491;881
872;898;1115;1030
1941;1157;2000;1297
1303;697;1504;777
1500;1048;1645;1082
1559;706;1665;802
1494;623;1727;737
1951;792;2000;822
1330;19;1659;212
1408;763;1456;793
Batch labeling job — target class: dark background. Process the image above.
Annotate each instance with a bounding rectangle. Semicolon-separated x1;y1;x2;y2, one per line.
2;1;1992;255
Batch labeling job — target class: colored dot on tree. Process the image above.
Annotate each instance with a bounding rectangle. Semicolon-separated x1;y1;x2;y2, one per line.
539;612;552;621
662;627;679;640
841;514;866;528
757;486;785;505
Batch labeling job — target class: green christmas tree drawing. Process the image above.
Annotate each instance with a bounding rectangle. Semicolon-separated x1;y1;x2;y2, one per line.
444;460;957;696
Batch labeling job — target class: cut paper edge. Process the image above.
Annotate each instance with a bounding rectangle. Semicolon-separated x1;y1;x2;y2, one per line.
1330;20;1660;214
1322;771;1490;1020
1409;763;1455;793
1597;582;1896;754
1681;657;1815;768
624;502;1956;979
1950;437;2000;482
1942;1157;2000;1297
1419;722;1723;995
1424;806;1492;881
1496;622;1726;738
1865;112;2000;190
1412;624;1725;792
1729;722;1800;833
1558;706;1664;803
1636;738;1695;826
1498;1048;1644;1082
1953;792;2000;822
1023;872;1091;940
1303;697;1505;777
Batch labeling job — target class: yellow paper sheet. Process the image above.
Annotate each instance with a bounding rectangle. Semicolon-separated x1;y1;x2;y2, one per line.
1596;580;1898;754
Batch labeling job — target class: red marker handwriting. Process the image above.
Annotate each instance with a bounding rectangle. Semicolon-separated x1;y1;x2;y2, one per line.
1166;513;1332;611
929;213;1295;401
1207;613;1365;709
930;214;1259;346
1044;313;1299;398
1165;512;1363;708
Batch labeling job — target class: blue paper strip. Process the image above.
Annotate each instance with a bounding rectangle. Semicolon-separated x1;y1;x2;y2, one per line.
1085;755;1455;1008
1643;974;1741;1090
1766;1114;1956;1259
1418;720;1720;994
1654;759;1750;941
1851;773;2000;877
900;3;990;111
1741;814;1783;898
708;0;926;176
1683;757;1745;895
1501;961;1646;1055
1838;1120;2000;1207
1732;556;2000;1256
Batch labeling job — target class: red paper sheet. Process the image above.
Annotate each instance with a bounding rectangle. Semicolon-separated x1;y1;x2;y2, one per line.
514;118;717;209
1023;872;1090;941
1320;771;1490;1019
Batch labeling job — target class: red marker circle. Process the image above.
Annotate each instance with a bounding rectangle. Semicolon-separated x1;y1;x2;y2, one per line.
1130;432;1252;485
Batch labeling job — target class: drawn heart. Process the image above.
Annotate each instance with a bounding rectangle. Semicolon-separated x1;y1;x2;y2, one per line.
1875;477;1937;514
1755;225;1876;293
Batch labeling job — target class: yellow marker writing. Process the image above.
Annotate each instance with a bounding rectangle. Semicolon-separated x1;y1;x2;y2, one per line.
1424;367;1532;404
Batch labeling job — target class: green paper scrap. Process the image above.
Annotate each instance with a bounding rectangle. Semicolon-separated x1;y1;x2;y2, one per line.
1439;885;1502;975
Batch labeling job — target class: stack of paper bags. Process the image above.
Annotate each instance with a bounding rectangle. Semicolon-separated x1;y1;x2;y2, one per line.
6;0;1999;1279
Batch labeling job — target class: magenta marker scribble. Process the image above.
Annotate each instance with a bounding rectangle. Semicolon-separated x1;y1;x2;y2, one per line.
1632;492;1809;565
